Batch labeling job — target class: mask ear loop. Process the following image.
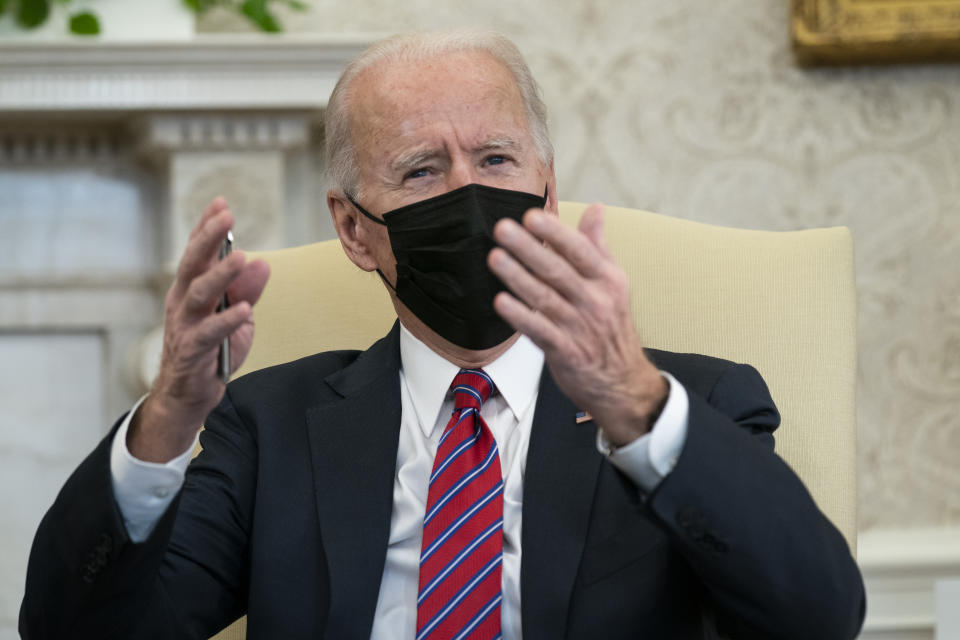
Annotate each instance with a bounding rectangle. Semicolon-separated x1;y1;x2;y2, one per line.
345;193;397;292
345;193;387;226
375;269;397;293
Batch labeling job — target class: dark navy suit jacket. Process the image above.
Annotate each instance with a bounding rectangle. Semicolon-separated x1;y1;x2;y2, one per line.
21;323;865;639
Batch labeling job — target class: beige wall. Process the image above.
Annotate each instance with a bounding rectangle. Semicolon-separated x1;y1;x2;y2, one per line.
202;1;960;531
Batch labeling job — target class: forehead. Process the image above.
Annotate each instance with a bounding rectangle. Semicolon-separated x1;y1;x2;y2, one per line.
347;50;530;158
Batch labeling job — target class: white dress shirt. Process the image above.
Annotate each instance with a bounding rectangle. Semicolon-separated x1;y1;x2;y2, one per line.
110;324;689;639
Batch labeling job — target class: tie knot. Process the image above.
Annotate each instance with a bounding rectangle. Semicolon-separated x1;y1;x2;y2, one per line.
451;369;495;410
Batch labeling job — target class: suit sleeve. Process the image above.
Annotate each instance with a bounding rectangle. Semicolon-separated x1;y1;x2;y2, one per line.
647;363;866;640
19;387;257;640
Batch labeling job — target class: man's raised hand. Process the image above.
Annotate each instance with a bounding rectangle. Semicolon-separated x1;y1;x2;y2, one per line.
488;204;667;447
128;198;271;462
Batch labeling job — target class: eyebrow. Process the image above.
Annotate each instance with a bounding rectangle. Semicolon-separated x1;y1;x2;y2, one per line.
391;148;443;175
389;136;524;175
476;136;522;153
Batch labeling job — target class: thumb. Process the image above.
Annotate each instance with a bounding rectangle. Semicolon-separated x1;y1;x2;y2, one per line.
578;203;610;256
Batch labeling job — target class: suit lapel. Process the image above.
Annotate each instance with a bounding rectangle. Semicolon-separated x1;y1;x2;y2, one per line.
305;323;402;640
521;367;603;640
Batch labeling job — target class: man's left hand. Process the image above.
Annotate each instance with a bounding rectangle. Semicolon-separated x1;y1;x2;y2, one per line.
489;204;668;446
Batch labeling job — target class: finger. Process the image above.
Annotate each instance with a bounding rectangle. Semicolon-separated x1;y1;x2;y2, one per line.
228;322;255;375
188;197;228;241
577;203;612;257
493;217;590;305
520;209;607;279
488;247;581;326
192;301;252;352
492;291;568;355
175;208;234;295
182;249;246;318
225;258;271;307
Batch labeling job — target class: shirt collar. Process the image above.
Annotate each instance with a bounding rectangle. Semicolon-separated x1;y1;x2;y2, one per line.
399;323;545;439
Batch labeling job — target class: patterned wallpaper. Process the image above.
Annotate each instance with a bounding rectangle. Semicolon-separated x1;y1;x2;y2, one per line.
201;1;960;530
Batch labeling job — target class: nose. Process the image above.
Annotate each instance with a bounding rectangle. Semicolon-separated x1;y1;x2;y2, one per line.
446;153;478;191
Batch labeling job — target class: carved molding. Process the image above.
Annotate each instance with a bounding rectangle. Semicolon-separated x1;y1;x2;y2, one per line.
0;35;372;112
0;124;125;163
135;112;312;159
0;113;314;165
132;111;314;265
169;150;287;257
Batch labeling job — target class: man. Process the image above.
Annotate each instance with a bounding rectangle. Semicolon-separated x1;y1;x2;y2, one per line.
21;30;865;639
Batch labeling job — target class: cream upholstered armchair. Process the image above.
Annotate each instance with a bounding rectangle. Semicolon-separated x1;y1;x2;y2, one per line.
211;201;858;640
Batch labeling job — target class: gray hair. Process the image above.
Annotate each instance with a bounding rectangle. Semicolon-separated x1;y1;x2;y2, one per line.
323;29;553;198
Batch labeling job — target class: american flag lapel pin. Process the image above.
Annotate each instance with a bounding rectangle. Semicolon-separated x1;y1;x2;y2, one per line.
575;410;593;424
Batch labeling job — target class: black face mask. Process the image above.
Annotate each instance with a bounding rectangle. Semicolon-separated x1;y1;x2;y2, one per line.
347;183;549;350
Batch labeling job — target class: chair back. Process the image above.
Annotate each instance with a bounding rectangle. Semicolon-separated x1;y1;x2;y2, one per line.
213;201;858;639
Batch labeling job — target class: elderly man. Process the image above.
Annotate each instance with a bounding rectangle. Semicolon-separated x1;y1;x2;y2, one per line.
21;30;864;640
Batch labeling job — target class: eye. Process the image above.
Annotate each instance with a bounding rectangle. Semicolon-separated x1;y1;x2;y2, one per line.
404;167;431;181
485;155;508;166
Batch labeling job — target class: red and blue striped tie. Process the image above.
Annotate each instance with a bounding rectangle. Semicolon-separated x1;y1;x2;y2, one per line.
417;369;503;640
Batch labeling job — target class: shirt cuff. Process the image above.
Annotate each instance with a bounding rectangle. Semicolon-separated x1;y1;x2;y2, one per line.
109;395;197;543
595;371;690;493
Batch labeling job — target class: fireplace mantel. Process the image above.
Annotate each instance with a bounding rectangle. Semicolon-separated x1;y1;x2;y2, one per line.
0;34;373;113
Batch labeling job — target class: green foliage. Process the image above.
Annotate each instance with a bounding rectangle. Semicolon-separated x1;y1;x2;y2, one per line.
181;0;223;12
240;0;280;32
181;0;304;31
68;9;98;34
16;0;51;28
2;0;306;35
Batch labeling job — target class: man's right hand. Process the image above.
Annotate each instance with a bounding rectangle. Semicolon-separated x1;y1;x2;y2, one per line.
128;198;271;463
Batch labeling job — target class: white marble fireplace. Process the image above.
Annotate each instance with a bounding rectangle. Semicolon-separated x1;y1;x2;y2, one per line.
0;34;369;639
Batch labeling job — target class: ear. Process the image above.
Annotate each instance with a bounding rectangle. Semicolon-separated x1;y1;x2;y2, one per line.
544;158;559;217
327;189;380;272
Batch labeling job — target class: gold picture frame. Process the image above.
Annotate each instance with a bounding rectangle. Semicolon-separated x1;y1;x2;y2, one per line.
792;0;960;65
